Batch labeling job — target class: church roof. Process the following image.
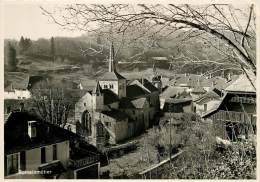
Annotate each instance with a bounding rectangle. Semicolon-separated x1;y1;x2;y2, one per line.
225;70;256;93
93;82;102;94
126;84;149;98
101;110;128;121
99;71;126;81
103;89;119;105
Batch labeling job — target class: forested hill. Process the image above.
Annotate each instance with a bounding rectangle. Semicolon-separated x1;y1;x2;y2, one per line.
4;34;239;74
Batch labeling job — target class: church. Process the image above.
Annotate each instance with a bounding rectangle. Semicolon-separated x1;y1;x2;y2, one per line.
74;43;161;148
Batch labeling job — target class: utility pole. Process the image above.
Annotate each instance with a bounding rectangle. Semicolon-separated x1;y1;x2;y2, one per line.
169;116;172;167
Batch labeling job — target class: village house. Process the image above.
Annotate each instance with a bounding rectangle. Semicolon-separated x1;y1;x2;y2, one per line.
193;88;222;115
74;43;160;147
4;110;103;179
202;70;256;141
167;73;239;93
4;73;31;100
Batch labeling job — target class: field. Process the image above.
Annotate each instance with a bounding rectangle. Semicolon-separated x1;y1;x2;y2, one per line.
5;55;176;90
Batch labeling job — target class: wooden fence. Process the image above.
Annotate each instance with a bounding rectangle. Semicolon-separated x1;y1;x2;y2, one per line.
139;150;184;179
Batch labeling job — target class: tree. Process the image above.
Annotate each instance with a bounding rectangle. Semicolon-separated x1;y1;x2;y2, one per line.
18;36;25;53
31;88;71;128
7;43;18;71
19;36;32;54
50;36;55;62
41;4;256;75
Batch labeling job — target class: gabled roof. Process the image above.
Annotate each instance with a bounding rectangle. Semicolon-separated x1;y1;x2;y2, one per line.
160;86;186;99
5;111;78;154
103;89;119;105
126;84;150;99
202;92;228;118
131;97;148;109
164;98;192;104
99;71;126;80
191;86;206;94
119;97;148;109
142;79;159;92
168;74;239;90
225;71;256;93
119;98;135;109
194;88;221;104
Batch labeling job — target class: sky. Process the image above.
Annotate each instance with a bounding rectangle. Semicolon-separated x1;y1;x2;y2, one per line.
2;2;252;41
3;3;84;40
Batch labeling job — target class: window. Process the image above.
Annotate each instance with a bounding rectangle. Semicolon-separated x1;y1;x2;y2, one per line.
41;147;46;164
6;106;11;114
53;144;57;161
20;151;26;171
84;103;86;106
204;104;207;111
105;122;111;127
104;85;108;89
6;153;19;175
109;84;114;89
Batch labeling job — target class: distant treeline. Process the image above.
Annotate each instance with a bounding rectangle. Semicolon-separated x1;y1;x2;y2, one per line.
4;34;237;74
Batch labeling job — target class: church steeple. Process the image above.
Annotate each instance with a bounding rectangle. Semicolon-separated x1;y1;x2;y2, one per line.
109;42;115;72
93;81;102;95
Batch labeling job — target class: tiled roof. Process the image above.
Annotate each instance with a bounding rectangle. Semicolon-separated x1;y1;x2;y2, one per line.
191;86;206;94
168;74;239;90
126;84;149;98
5;111;78;154
160;86;186;99
101;110;128;121
202;92;228;118
140;79;158;92
119;98;135;109
103;89;119;105
119;97;148;109
194;88;221;104
164;98;192;104
225;71;256;93
99;71;126;80
131;97;148;109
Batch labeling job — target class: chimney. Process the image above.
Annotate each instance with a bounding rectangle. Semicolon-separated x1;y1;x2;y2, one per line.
141;77;144;85
28;121;37;139
19;102;25;111
211;81;216;87
226;73;231;82
221;70;225;78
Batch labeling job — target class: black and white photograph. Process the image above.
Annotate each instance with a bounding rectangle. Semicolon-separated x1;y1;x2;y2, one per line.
2;1;258;179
